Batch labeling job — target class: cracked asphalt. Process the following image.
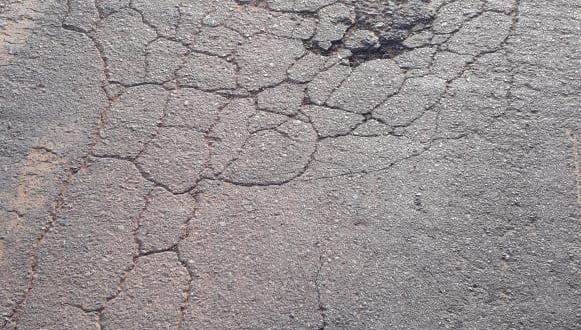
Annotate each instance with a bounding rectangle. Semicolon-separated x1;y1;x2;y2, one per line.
0;0;580;329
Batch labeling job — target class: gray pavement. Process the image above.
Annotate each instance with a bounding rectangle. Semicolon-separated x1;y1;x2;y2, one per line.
0;0;580;329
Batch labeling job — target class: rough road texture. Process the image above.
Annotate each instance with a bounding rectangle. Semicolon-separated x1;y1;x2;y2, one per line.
1;0;580;329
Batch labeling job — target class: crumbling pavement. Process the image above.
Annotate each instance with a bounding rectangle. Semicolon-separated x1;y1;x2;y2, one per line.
0;0;580;329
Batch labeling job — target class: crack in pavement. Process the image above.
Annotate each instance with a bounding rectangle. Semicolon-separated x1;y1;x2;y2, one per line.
565;128;581;209
2;0;580;328
314;253;327;330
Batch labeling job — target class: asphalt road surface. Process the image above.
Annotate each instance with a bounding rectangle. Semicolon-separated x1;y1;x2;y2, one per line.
1;0;580;329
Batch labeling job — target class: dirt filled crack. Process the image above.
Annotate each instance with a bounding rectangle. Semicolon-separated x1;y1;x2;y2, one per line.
175;191;201;330
5;11;125;327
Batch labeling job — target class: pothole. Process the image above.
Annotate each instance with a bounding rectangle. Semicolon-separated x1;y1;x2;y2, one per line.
314;0;435;66
236;0;435;66
353;0;434;43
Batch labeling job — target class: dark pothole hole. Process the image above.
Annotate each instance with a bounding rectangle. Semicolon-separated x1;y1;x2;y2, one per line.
236;0;435;66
